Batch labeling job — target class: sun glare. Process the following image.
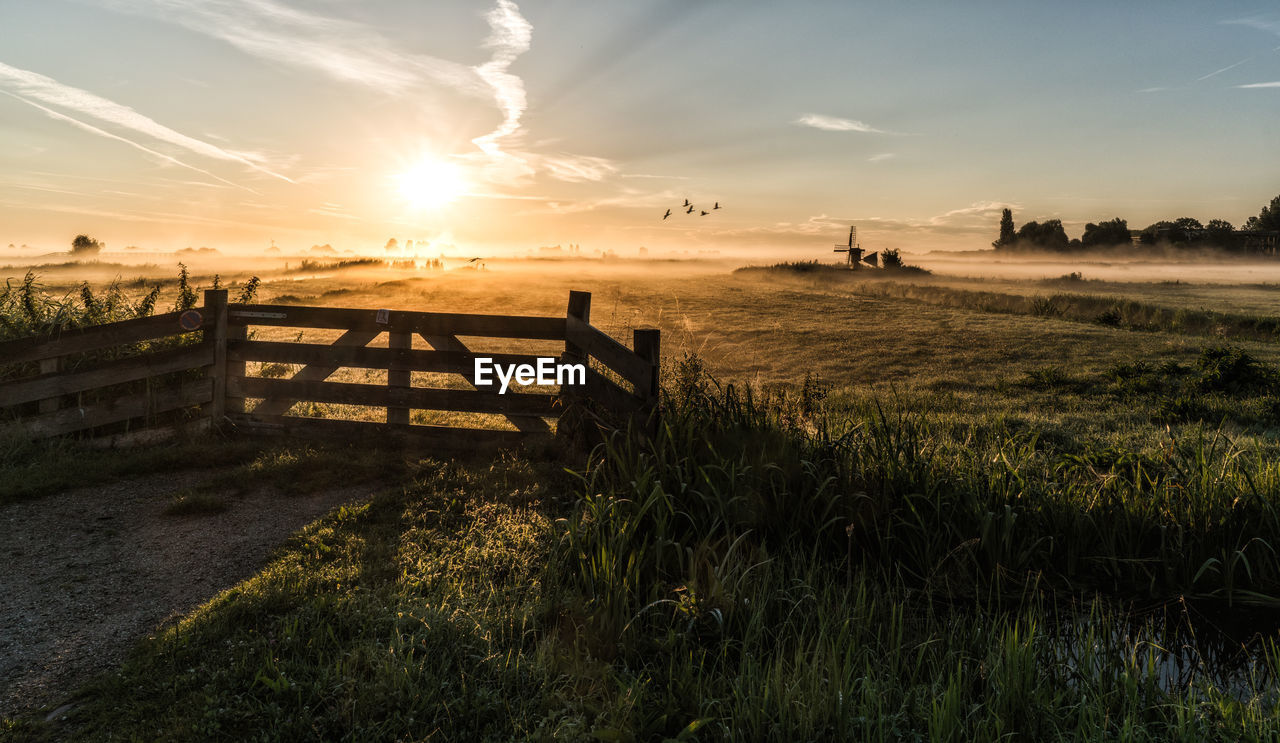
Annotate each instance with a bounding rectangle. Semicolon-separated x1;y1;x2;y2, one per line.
396;156;466;209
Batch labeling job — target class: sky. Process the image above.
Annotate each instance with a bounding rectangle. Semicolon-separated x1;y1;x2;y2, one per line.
1;0;1279;257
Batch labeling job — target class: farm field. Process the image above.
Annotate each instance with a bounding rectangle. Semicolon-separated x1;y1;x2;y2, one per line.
5;259;1280;740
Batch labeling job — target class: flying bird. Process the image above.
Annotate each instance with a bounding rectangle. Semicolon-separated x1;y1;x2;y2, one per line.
686;205;695;214
700;210;709;216
468;257;482;263
663;209;671;220
714;202;721;210
683;198;690;207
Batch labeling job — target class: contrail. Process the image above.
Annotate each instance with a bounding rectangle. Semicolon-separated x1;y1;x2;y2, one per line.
1197;57;1250;81
0;91;259;193
0;61;294;183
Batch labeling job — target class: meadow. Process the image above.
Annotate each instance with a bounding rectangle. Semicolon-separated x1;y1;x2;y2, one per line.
6;255;1280;740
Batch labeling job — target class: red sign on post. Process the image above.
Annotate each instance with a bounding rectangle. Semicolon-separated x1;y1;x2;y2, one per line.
179;310;203;331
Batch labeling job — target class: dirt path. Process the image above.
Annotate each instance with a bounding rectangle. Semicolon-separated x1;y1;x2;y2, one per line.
0;469;378;717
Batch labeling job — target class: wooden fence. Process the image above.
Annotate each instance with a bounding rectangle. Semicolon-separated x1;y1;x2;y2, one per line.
0;289;658;448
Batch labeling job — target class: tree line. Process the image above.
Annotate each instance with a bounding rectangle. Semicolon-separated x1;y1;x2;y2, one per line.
993;193;1280;251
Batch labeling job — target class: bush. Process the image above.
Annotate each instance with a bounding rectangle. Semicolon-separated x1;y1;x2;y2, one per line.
1094;307;1122;327
1195;345;1275;394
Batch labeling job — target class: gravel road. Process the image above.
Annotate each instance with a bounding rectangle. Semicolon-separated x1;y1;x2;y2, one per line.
0;468;376;717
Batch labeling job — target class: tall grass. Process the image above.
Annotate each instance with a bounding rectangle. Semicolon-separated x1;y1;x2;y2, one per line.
13;358;1280;740
562;357;1280;610
547;357;1280;737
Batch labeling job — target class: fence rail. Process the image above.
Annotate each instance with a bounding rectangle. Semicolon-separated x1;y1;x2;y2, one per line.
0;289;658;447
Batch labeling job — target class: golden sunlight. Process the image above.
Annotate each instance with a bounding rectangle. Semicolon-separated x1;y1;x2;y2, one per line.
396;156;466;209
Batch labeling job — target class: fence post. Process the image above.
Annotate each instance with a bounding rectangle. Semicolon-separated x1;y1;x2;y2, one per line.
565;290;591;360
204;289;229;421
38;357;61;414
225;299;247;415
388;328;411;425
563;291;592;393
633;328;661;412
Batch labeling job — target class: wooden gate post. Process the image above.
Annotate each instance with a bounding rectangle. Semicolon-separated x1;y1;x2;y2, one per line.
632;329;660;407
388;329;411;425
225;310;247;415
204;289;229;420
565;291;591;361
38;357;61;414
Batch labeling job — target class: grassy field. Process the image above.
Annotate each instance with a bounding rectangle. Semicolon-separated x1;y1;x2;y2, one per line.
6;257;1280;740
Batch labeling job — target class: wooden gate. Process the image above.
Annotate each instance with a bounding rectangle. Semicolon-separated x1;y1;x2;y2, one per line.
0;289;658;448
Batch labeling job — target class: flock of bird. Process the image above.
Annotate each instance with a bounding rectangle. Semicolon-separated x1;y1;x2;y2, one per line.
663;198;721;220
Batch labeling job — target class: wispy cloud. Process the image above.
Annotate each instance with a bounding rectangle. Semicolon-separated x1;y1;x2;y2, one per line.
1237;81;1280;88
621;173;691;180
471;0;533;156
105;0;481;97
0;62;292;183
110;0;599;184
1222;17;1280;36
0;89;258;192
531;153;616;183
794;113;887;133
868;153;896;163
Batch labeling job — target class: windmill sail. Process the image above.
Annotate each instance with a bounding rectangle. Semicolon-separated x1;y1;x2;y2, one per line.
862;252;879;267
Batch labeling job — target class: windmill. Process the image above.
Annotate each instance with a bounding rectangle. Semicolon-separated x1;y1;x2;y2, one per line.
833;226;863;268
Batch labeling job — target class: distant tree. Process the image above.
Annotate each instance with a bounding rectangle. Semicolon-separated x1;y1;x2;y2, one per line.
1203;219;1238;248
1015;219;1070;251
1139;221;1168;245
1245;194;1280;232
993;208;1016;249
71;234;102;256
1140;220;1197;245
1080;218;1131;248
385;238;399;253
881;248;903;268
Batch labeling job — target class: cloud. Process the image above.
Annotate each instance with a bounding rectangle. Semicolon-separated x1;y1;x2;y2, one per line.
471;0;533;156
0;61;292;183
0;89;259;192
105;0;481;97
110;0;529;154
1222;17;1280;36
530;152;616;183
794;113;887;133
1237;81;1280;88
868;153;896;163
110;0;599;185
621;173;691;180
926;201;1014;227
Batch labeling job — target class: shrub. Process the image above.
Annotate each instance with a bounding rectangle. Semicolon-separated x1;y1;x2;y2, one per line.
1094;307;1122;327
1195;345;1275;394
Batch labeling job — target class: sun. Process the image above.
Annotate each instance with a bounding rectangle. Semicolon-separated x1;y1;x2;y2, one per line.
396;156;466;209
